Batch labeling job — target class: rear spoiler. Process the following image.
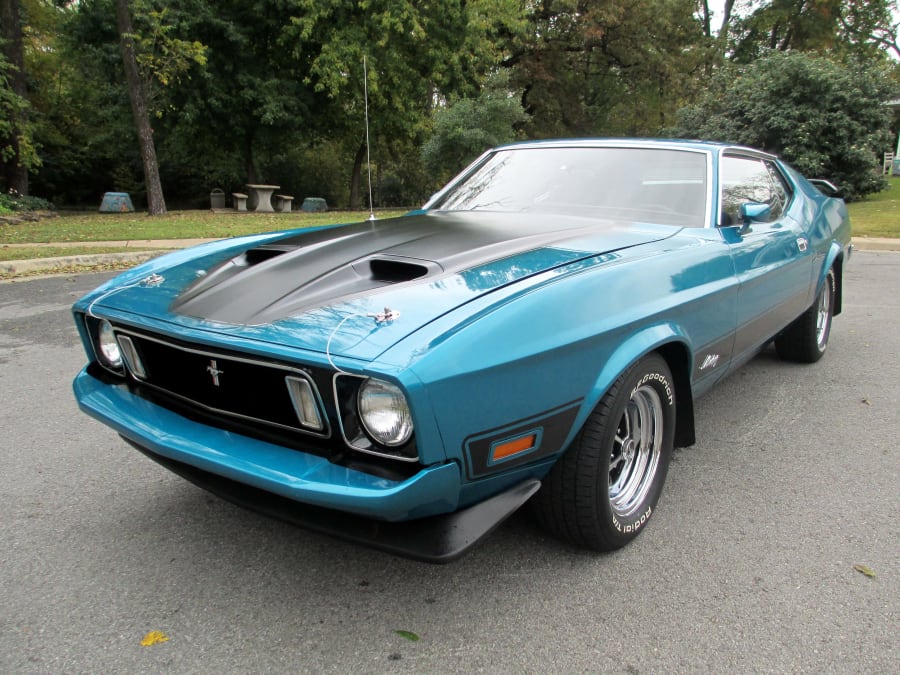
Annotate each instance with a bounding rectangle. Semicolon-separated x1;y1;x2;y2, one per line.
808;179;841;198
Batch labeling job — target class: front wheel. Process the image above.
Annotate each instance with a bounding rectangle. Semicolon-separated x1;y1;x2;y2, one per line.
532;354;675;551
775;267;835;363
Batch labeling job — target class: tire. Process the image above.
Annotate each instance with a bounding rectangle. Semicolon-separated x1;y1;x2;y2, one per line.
533;354;675;551
775;267;835;363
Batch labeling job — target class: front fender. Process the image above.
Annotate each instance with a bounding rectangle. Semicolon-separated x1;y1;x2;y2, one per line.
570;324;690;445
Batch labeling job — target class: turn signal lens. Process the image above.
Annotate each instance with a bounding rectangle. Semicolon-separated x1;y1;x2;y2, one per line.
286;376;324;431
117;335;147;379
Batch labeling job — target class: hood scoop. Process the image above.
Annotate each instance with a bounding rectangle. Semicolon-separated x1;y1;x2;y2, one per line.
354;257;435;283
179;243;295;300
245;244;294;266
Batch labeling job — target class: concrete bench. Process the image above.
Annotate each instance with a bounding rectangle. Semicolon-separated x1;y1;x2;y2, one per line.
275;194;294;212
232;192;248;212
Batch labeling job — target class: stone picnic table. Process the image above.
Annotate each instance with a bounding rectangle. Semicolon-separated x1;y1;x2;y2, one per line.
246;183;280;212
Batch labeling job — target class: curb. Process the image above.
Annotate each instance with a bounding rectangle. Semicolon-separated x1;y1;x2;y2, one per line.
0;250;164;277
852;238;900;252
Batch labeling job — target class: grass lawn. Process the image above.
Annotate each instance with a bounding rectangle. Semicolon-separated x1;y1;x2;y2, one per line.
0;209;407;247
846;176;899;238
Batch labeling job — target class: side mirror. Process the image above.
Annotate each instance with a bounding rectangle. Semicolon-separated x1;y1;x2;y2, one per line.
738;202;771;233
808;179;842;198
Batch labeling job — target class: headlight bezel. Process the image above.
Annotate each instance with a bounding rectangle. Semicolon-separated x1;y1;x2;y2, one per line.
334;374;418;462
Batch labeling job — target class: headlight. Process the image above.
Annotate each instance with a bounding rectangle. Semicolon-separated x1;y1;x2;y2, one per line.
97;320;123;369
357;378;413;447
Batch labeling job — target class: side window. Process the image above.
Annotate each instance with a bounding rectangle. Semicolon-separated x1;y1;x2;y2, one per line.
720;156;788;226
765;160;792;217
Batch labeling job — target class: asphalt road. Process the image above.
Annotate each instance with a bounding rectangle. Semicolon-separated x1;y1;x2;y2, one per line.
1;252;897;673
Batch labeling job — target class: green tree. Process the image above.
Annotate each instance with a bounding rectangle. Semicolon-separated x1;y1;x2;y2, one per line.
116;0;167;214
508;0;710;139
116;0;206;214
729;0;899;63
838;0;900;59
288;0;525;208
698;0;738;39
16;0;69;201
161;0;319;189
0;52;39;194
52;0;211;208
421;72;528;187
670;52;896;200
1;0;37;195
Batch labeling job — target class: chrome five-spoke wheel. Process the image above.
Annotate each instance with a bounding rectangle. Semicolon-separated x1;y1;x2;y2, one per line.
609;384;664;517
816;274;833;351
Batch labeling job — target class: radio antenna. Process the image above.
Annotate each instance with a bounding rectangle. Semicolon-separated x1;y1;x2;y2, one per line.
363;56;376;222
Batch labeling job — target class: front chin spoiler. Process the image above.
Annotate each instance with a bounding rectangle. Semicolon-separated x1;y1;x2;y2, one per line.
125;436;540;564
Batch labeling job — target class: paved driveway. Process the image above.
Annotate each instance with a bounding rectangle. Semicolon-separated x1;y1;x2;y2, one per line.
1;252;897;672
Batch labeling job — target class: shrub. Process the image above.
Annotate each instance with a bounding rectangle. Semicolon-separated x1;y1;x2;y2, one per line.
670;53;896;200
0;191;56;212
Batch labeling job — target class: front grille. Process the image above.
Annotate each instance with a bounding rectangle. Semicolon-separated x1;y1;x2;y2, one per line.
114;328;331;439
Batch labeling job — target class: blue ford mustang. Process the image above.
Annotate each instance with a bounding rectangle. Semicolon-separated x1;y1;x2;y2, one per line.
73;139;851;561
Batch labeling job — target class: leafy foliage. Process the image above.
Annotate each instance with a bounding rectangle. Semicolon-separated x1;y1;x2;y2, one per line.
670;52;895;200
0;53;38;169
0;190;53;211
728;0;900;63
287;0;524;206
129;3;207;114
508;0;711;138
422;72;528;188
1;0;41;194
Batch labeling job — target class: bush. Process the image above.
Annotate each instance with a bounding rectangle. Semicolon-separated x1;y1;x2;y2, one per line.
670;53;896;201
0;191;55;212
422;72;528;189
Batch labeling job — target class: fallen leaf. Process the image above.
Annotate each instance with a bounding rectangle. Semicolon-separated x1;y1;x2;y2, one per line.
394;630;420;642
140;630;170;647
853;564;876;578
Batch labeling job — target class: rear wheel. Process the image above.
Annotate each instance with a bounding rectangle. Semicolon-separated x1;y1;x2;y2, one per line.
775;267;835;363
533;354;675;551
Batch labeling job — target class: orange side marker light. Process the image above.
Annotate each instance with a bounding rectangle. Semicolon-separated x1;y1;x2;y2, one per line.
491;433;538;462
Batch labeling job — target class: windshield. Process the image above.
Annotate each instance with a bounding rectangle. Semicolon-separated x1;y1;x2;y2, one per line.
431;146;709;227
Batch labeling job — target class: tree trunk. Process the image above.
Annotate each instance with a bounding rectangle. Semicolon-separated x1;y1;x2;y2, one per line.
719;0;736;37
0;0;29;196
115;0;167;215
700;1;712;38
349;141;366;210
713;0;737;57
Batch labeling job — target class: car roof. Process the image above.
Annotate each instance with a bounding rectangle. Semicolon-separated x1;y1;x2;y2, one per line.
494;138;777;159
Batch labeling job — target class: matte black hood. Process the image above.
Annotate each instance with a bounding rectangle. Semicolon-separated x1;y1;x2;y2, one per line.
172;211;673;325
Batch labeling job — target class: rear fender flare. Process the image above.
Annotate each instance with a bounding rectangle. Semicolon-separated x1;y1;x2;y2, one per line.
822;242;844;315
